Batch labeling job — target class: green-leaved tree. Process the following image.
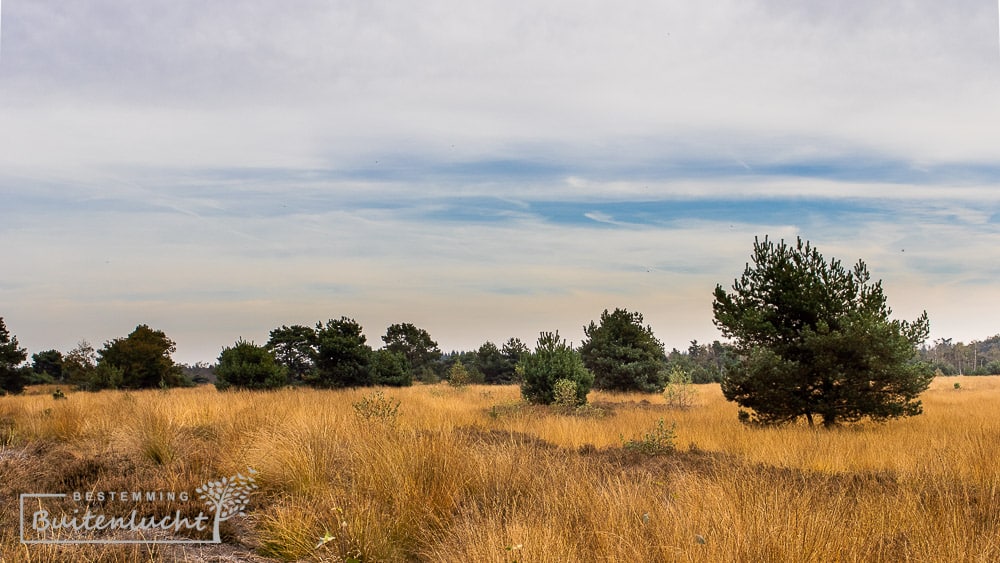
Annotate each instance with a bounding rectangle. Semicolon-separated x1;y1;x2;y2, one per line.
265;324;317;385
215;338;287;390
713;236;932;428
580;308;667;393
311;317;374;388
474;341;517;384
63;341;97;387
97;325;189;389
519;331;593;406
382;323;442;381
31;349;64;383
372;349;412;387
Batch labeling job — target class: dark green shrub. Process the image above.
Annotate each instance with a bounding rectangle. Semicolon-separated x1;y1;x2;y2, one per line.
215;339;287;390
519;331;593;406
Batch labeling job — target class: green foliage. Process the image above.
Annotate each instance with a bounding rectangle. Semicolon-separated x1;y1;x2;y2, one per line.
663;367;697;409
265;324;317;385
215;338;288;390
714;236;932;427
32;349;64;382
469;338;528;385
552;378;580;409
474;341;514;384
448;360;473;387
0;317;28;394
96;325;189;389
502;338;529;380
265;321;419;387
310;317;374;388
372;349;412;387
52;388;67;400
665;340;738;384
85;362;124;391
622;419;676;455
417;368;441;385
62;341;97;388
382;322;442;380
519;331;594;405
580;308;667;393
352;390;400;425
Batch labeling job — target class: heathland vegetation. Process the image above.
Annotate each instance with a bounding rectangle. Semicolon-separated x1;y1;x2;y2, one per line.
2;380;1000;561
1;237;999;559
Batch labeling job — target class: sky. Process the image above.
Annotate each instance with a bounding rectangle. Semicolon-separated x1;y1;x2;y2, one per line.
1;0;999;365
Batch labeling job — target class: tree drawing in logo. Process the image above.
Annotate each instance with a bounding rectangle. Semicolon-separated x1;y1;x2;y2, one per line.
196;468;258;543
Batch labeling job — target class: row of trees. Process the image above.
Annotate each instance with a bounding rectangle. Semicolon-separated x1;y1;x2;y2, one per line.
217;320;531;390
0;323;189;393
1;236;993;429
0;307;728;397
217;319;442;390
215;313;674;394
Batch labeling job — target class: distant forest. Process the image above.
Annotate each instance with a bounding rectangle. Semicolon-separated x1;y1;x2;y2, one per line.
917;335;1000;376
428;334;1000;385
182;333;1000;386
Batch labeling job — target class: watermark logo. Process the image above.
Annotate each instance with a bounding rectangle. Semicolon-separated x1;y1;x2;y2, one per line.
20;468;258;545
195;469;258;543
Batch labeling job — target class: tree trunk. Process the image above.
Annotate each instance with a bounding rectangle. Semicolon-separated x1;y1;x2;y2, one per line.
822;412;837;428
805;412;814;427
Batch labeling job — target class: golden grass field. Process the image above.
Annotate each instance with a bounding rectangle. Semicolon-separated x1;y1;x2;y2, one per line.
1;377;999;562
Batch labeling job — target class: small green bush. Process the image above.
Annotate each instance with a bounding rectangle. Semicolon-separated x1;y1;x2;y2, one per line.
663;367;697;409
215;338;288;391
519;331;593;405
448;360;472;388
553;378;579;409
372;349;412;387
352;391;400;425
622;418;676;455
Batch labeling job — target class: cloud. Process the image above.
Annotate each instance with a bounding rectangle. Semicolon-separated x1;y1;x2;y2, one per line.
3;1;999;170
1;1;998;362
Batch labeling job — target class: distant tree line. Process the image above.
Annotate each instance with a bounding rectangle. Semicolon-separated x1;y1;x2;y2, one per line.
3;310;996;397
0;322;192;393
1;235;995;430
918;336;1000;376
0;311;735;396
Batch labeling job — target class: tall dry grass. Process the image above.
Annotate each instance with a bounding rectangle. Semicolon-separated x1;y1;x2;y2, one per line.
0;377;998;561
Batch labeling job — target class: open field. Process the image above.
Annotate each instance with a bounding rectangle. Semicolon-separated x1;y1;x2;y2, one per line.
2;377;999;562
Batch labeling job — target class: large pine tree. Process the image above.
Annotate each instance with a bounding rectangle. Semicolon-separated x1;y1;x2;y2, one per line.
713;237;932;428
